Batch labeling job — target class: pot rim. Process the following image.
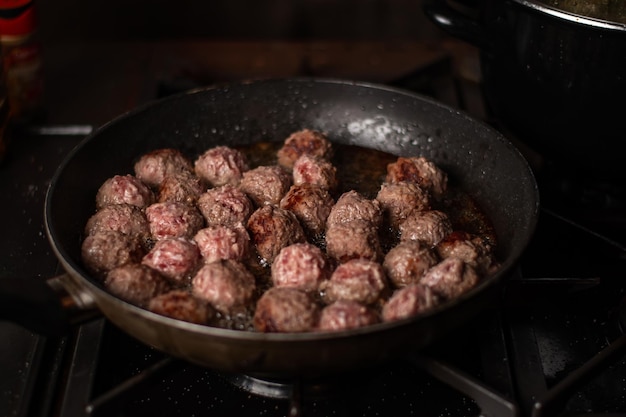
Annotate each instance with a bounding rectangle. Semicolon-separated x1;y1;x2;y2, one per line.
513;0;626;31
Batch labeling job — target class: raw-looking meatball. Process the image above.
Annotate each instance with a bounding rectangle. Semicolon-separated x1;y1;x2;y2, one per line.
325;220;382;263
277;129;333;168
104;264;172;307
148;290;215;325
279;184;334;236
192;260;256;314
81;231;145;276
194;146;249;187
95;174;155;209
246;205;306;263
420;257;480;300
399;210;453;247
141;238;201;282
85;203;150;242
193;223;250;264
386;156;448;199
197;184;254;227
145;201;205;241
157;170;205;205
292;154;338;191
320;258;388;305
253;287;320;332
239;165;292;207
383;241;439;288
382;284;440;322
271;243;331;292
134;148;194;188
326;190;383;229
436;231;499;275
376;181;431;227
318;300;379;331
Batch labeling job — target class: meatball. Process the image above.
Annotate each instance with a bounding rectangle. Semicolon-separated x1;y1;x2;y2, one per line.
196;184;254;227
279;184;334;236
194;146;249;187
318;300;379;331
141;238;201;282
383;241;439;288
246;205;306;263
192;260;256;314
399;210;453;247
375;181;431;227
145;201;205;241
436;231;499;275
325;220;382;263
104;264;172;307
382;284;440;322
81;230;145;276
320;258;388;305
277;129;333;169
95;174;155;209
157;170;205;205
420;257;480;300
84;204;150;242
253;287;320;332
386;156;448;199
193;223;250;264
148;290;215;325
134;148;194;188
326;190;383;229
239;165;292;207
271;243;331;292
292;154;338;191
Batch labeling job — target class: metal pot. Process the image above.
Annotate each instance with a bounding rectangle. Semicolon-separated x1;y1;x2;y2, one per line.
0;78;538;378
424;0;626;180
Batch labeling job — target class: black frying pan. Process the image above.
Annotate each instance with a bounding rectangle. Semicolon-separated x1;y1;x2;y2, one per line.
5;78;539;378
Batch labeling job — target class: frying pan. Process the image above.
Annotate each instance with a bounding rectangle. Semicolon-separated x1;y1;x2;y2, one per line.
3;78;539;378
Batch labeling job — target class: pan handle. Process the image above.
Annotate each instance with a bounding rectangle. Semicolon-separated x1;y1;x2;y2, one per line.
422;0;489;50
0;274;99;336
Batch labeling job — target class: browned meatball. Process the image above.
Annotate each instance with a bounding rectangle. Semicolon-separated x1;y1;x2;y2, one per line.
194;146;249;187
253;287;320;332
375;181;431;227
382;283;440;322
134;148;194;188
271;243;331;292
399;210;453;247
157;170;205;205
148;290;215;325
141;238;201;282
292;154;338;191
383;241;439;288
325;220;382;263
192;260;256;314
318;300;379;331
420;257;480;300
326;190;383;229
104;264;172;307
239;165;292;207
193;223;250;264
320;258;388;305
145;201;205;241
81;230;145;276
436;231;499;276
386;156;448;199
277;129;333;169
197;184;254;227
246;205;306;263
95;174;155;209
279;184;334;236
84;204;150;242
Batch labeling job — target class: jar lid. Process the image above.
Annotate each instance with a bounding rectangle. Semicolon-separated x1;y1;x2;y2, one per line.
0;1;36;36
